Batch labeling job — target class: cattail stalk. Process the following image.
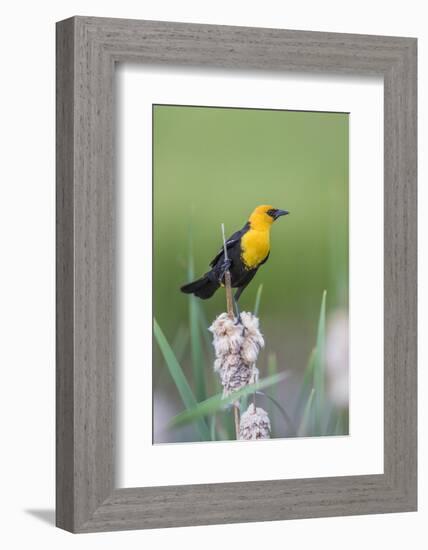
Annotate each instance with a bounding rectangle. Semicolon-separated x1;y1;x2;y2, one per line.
221;223;239;435
221;223;235;320
210;223;271;440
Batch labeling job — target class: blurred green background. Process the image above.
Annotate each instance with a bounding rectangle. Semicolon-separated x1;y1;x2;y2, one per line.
153;105;349;443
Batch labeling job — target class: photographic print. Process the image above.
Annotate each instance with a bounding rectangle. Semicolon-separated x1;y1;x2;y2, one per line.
153;104;349;444
55;18;417;532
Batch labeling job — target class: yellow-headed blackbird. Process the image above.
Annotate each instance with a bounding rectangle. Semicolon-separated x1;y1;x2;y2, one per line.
181;205;289;313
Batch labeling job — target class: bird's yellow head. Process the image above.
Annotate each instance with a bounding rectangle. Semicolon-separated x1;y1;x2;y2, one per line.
248;204;289;230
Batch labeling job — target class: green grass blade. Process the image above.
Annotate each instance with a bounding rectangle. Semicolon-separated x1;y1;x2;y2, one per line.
189;296;206;401
266;352;278;433
313;290;327;434
298;388;315;436
169;372;286;428
295;347;316;414
256;391;296;436
334;410;349;435
196;302;214;351
267;352;278;379
210;415;217;441
334;414;343;436
154;325;189;386
325;406;338;436
187;244;206;402
240;395;249;414
173;325;189;363
216;417;231;441
153;318;210;441
267;353;279;401
253;284;263;316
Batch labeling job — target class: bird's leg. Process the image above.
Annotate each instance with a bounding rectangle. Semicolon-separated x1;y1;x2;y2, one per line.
233;295;241;324
233;286;245;325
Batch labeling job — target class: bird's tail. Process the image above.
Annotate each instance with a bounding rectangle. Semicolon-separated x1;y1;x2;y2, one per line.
180;275;220;300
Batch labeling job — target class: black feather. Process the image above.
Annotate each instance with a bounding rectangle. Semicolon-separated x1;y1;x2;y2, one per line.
180;221;262;303
180;276;220;300
209;222;250;267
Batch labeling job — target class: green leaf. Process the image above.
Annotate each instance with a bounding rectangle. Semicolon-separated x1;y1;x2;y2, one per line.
298;388;315;436
210;415;217;441
267;352;278;379
313;290;327;434
169;372;287;428
334;410;349;436
325;405;338;436
153;318;210;441
216;417;231;441
256;391;296;436
240;394;249;413
266;352;278;434
295;347;316;414
196;302;214;352
173;325;189;363
187;243;206;402
154;325;189;386
253;284;263;317
189;296;206;401
267;353;278;401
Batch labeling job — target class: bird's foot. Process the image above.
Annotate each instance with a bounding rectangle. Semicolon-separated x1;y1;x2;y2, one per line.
221;258;232;272
218;258;232;282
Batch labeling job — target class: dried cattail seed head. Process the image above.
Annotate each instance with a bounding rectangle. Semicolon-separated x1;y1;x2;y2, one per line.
209;313;244;355
209;312;264;397
239;404;271;440
240;339;261;364
240;312;265;345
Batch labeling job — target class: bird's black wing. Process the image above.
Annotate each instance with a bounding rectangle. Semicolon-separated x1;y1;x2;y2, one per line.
209;222;250;268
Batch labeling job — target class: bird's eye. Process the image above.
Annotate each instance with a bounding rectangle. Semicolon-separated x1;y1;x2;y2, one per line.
267;209;276;218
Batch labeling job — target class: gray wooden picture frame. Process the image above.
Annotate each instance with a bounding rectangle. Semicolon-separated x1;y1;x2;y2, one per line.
56;16;417;533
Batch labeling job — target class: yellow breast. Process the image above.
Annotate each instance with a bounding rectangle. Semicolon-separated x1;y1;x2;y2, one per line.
241;229;270;269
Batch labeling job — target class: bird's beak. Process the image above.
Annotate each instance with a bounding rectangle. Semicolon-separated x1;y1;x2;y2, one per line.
273;209;289;220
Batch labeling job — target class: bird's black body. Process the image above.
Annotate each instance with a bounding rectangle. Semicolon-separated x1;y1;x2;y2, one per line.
181;222;266;301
